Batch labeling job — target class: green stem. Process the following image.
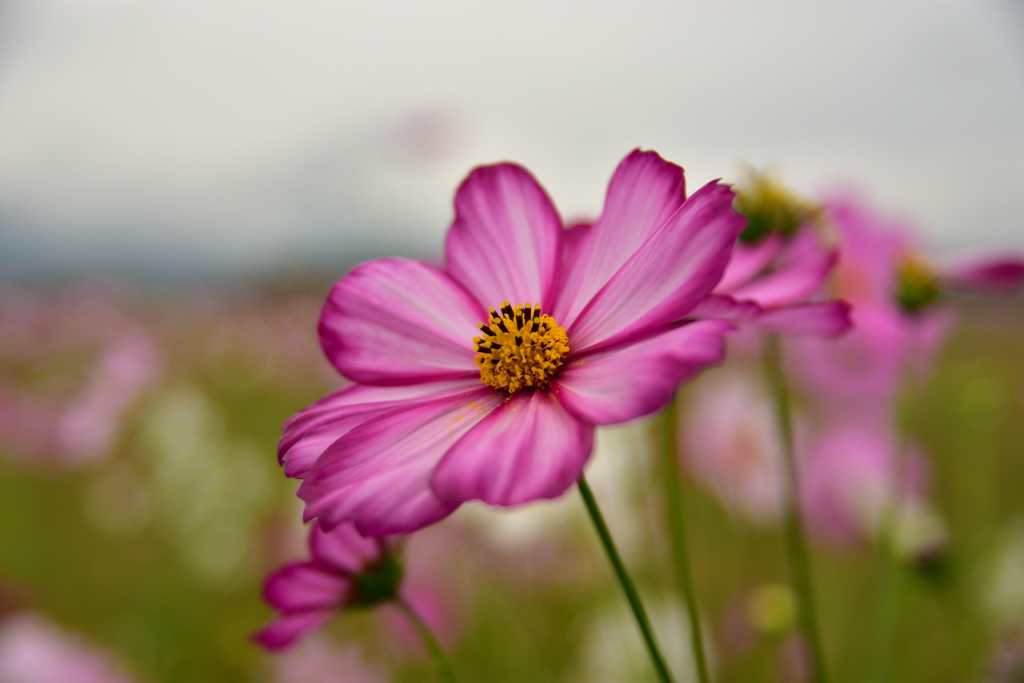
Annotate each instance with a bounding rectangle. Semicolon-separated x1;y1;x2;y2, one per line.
577;474;675;683
660;402;712;683
868;323;921;682
763;334;829;683
395;596;459;683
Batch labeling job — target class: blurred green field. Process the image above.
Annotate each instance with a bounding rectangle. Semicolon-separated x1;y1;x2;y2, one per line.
0;288;1021;683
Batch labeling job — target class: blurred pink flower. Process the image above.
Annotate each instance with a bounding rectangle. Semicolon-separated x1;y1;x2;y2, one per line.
827;197;1024;309
791;304;951;419
0;289;163;466
54;331;162;464
0;612;139;683
255;521;460;656
800;420;927;544
283;149;743;536
254;521;396;651
272;636;385;683
697;231;852;338
681;373;784;524
790;198;962;414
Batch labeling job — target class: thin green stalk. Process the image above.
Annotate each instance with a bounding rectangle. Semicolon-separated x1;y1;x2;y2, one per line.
660;402;711;683
395;595;459;683
577;474;675;683
868;323;921;682
763;334;830;683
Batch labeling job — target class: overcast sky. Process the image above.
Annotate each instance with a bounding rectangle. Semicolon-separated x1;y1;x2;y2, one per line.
1;0;1022;276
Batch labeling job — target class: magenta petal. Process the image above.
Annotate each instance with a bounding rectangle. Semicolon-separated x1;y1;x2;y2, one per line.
690;294;762;322
309;522;383;574
253;610;334;651
298;387;503;535
554;150;687;327
728;233;838;308
430;391;593;507
755;301;853;338
319;258;485;386
445;163;564;310
943;256;1024;296
264;562;350;611
716;236;783;293
280;380;482;479
554;320;732;425
567;181;744;353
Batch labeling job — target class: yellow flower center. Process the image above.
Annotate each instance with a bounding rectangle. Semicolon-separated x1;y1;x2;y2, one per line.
473;301;569;394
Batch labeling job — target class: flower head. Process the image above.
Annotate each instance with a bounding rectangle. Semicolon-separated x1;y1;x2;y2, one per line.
691;170;852;339
790;196;1022;413
281;150;744;535
254;521;399;651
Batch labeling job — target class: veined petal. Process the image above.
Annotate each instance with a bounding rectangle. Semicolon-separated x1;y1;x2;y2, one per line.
553;150;687;326
562;221;593;270
431;391;593;507
309;522;384;574
298;387;503;536
319;258;484;386
264;562;350;611
279;380;482;479
728;232;837;307
567;181;744;353
755;301;853;338
252;610;334;651
445;163;564;310
553;320;731;425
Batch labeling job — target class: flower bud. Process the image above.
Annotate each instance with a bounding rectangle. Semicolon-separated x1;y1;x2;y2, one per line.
893;254;941;313
734;169;821;244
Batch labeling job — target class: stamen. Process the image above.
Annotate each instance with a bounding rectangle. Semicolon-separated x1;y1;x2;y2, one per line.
473;300;570;394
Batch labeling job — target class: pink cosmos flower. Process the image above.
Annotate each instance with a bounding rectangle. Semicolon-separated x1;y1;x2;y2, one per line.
696;230;851;338
789;196;1021;414
826;197;1024;311
254;521;399;650
688;170;851;339
281;150;744;535
255;520;457;653
681;372;784;524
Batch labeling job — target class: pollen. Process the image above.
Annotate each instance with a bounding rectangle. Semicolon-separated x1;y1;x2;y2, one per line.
473;301;569;394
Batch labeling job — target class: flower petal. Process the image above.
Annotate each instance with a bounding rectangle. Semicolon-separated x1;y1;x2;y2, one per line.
252;610;334;651
943;256;1024;296
689;294;762;322
553;150;687;326
553;320;731;425
567;181;744;353
264;562;350;611
309;522;384;574
445;163;564;310
430;391;593;507
279;380;482;478
298;387;503;536
319;258;484;386
755;301;853;338
716;236;783;293
728;232;837;308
